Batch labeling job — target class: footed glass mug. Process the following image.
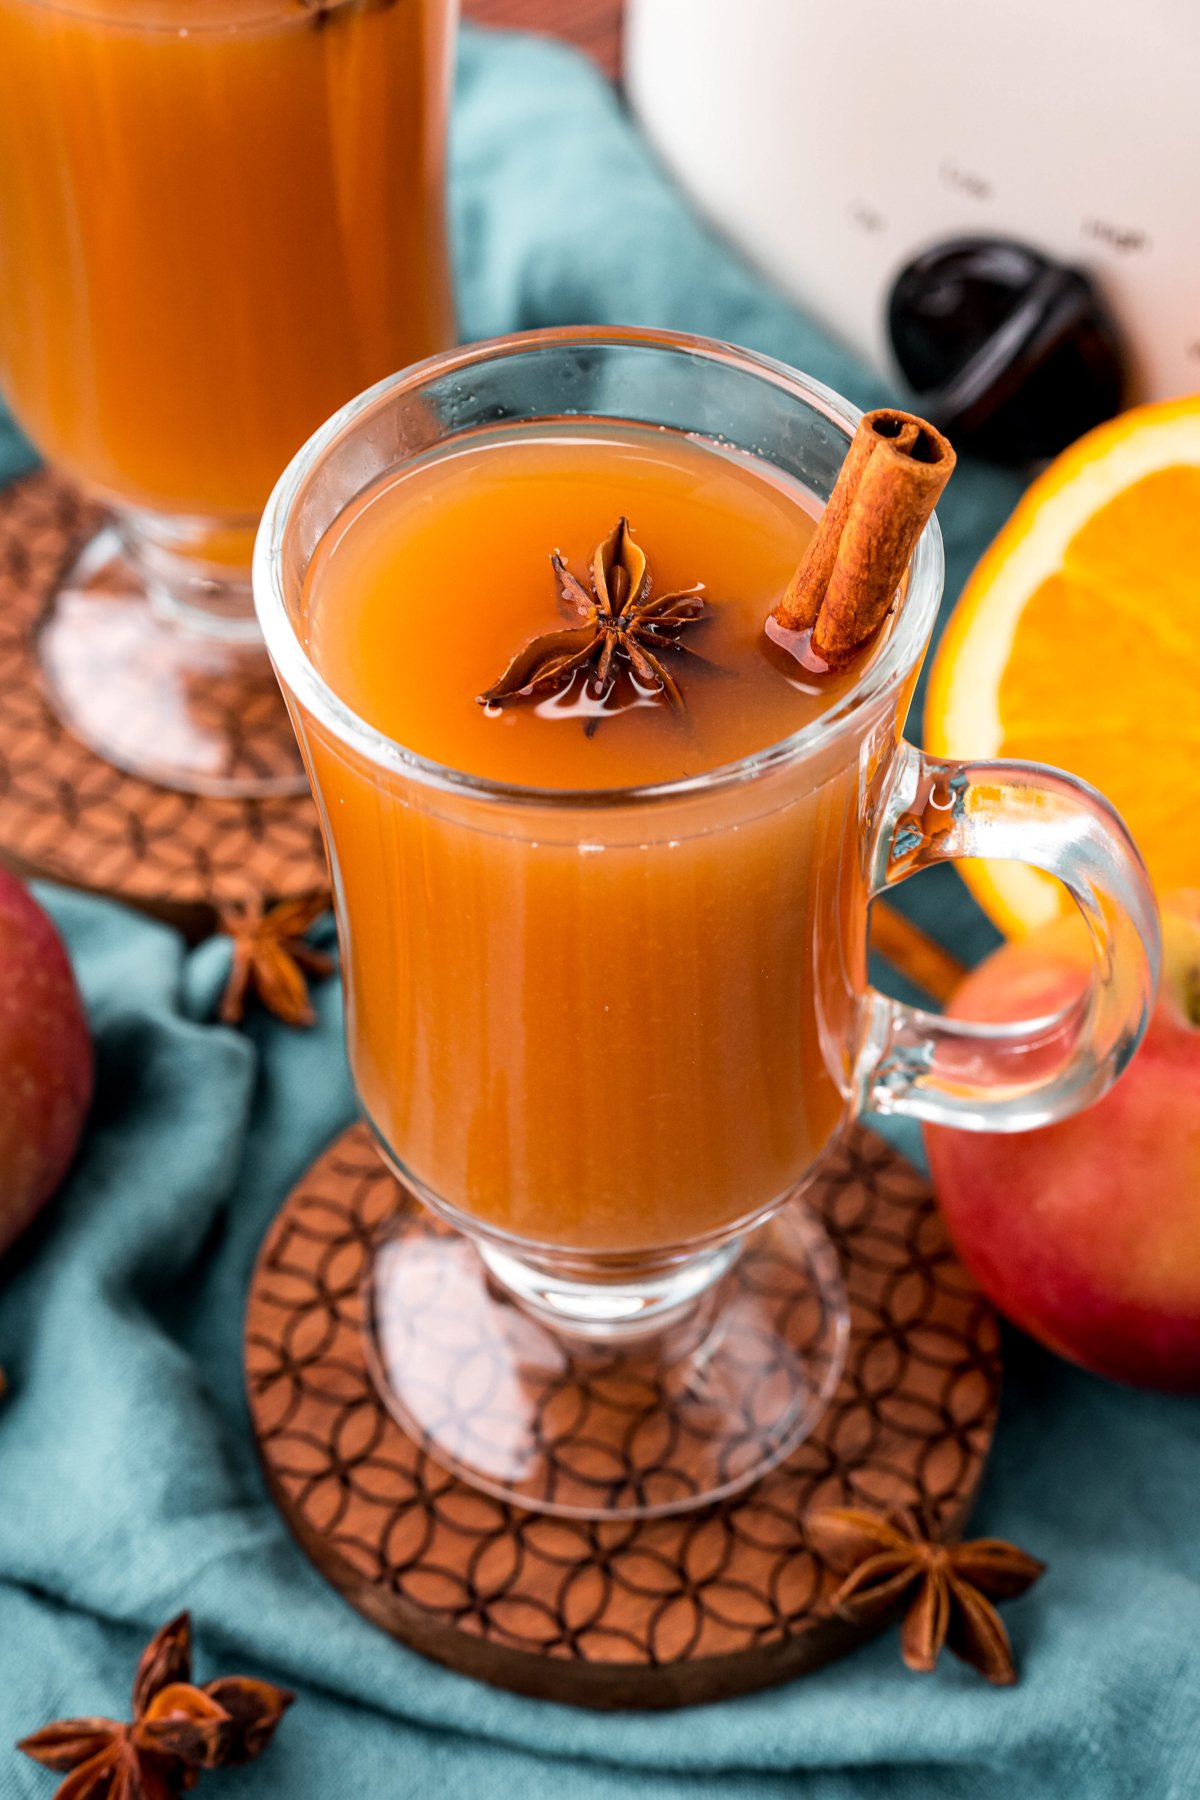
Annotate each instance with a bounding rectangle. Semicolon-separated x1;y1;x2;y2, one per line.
0;0;456;795
255;328;1159;1518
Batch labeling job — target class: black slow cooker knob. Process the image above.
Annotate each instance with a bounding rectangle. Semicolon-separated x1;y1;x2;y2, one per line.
887;237;1126;463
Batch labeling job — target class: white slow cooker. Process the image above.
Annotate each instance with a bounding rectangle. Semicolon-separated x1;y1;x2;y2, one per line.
626;0;1199;406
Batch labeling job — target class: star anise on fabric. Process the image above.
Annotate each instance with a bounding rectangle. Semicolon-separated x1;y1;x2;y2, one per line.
479;516;710;715
18;1612;293;1798
807;1505;1045;1685
216;892;333;1030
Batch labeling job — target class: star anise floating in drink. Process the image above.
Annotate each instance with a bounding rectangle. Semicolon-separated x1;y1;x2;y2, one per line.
217;892;334;1030
18;1612;293;1798
807;1505;1045;1685
480;516;709;716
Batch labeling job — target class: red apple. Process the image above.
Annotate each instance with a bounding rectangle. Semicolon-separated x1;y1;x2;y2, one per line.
0;869;93;1258
924;892;1200;1391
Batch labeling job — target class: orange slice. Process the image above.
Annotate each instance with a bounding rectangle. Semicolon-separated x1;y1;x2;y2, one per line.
925;395;1200;937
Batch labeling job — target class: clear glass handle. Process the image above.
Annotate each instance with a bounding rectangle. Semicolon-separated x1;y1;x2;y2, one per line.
860;741;1161;1130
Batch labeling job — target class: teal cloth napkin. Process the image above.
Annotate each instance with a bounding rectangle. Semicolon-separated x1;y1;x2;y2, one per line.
3;25;1198;1800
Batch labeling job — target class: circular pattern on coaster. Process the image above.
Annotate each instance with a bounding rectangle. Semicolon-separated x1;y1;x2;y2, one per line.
367;1200;848;1519
245;1122;1001;1707
0;471;327;927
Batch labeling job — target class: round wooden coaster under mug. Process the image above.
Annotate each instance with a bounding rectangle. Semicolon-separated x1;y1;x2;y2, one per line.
0;471;327;932
245;1121;1001;1709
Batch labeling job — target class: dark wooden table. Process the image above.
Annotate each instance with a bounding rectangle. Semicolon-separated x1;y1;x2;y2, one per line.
463;0;622;78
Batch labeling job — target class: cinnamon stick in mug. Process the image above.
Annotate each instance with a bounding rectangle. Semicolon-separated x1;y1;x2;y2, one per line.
774;409;955;665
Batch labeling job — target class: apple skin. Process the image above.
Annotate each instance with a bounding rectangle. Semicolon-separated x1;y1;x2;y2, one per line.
924;894;1200;1392
0;870;93;1258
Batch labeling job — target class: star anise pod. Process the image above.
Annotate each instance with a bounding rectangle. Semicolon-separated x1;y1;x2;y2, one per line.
18;1612;293;1798
807;1505;1045;1685
479;516;709;714
216;892;333;1030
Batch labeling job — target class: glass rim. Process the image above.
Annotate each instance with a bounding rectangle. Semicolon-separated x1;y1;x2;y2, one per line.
12;0;341;26
253;324;946;811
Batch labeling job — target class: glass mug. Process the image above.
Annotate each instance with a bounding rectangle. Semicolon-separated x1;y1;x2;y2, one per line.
0;0;456;795
255;328;1160;1518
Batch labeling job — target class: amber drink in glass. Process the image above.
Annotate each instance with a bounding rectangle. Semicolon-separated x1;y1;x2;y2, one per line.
0;0;456;793
255;328;1159;1517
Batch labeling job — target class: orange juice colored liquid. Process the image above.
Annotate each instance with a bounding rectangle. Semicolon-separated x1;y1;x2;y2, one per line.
300;426;870;1252
0;0;455;533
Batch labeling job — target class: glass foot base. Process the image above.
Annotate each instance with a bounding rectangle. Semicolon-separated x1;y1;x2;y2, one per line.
366;1204;849;1520
37;523;307;798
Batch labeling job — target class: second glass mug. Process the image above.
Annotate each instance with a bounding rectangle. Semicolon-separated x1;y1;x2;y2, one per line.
0;0;457;795
255;327;1160;1518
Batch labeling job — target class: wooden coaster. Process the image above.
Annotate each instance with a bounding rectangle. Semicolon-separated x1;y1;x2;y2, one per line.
245;1122;1001;1708
0;471;327;932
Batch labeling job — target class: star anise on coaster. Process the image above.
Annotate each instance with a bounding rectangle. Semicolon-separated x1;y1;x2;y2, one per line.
216;892;333;1030
18;1612;293;1798
479;516;709;714
807;1505;1045;1685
